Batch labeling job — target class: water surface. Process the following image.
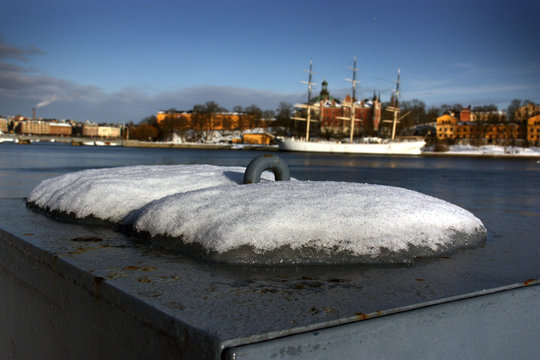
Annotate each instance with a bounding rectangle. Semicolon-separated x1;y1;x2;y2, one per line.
1;142;539;267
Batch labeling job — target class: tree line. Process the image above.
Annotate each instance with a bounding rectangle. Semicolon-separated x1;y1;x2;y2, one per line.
127;98;538;142
128;101;295;141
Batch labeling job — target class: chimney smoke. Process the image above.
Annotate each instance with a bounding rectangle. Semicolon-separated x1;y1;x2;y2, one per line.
36;95;58;108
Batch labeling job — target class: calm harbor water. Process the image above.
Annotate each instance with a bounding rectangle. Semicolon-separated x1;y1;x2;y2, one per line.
1;142;539;273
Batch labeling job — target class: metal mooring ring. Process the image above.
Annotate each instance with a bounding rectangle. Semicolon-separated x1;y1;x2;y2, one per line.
243;154;291;184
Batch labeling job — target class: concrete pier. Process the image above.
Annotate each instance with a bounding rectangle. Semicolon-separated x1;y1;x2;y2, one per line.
1;198;539;359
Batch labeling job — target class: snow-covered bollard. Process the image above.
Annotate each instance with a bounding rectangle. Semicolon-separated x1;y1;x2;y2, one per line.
27;164;486;265
26;164;278;223
122;181;487;265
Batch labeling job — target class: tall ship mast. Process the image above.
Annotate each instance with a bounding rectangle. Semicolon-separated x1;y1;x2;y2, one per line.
336;56;361;143
277;60;426;155
383;69;410;141
290;60;319;141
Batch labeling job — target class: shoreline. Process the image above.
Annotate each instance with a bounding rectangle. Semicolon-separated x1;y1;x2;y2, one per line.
421;151;540;159
122;139;278;151
1;135;539;158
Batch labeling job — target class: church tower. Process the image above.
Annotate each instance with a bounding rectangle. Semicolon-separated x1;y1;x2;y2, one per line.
320;80;330;100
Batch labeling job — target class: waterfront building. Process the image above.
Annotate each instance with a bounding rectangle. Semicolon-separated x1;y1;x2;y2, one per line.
436;113;524;143
82;122;121;139
20;120;50;135
82;123;99;137
239;133;274;145
50;123;72;136
156;110;272;131
156;110;192;125
316;95;380;137
98;126;121;138
515;103;540;123
296;81;381;138
484;123;521;142
20;120;72;136
527;115;540;145
0;117;7;133
436;114;458;140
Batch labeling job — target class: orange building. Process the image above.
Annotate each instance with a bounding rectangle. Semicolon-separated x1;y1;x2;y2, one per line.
156;110;192;124
527;115;540;145
437;114;525;142
460;108;472;122
241;133;274;145
156;110;269;131
455;122;479;139
485;123;521;141
436;114;458;140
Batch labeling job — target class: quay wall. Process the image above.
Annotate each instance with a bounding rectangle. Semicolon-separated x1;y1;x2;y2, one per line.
0;195;539;359
0;226;218;360
2;223;538;359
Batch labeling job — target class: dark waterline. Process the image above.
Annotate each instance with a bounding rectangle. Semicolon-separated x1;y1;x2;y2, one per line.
1;142;538;202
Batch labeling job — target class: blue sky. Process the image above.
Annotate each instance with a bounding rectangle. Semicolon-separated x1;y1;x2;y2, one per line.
1;0;538;123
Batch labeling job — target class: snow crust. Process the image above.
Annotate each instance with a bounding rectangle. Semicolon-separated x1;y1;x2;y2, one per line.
429;144;540;156
28;165;486;264
27;164;276;222
123;181;486;264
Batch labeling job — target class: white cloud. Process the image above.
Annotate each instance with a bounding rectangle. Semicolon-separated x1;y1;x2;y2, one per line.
0;67;299;122
0;37;44;61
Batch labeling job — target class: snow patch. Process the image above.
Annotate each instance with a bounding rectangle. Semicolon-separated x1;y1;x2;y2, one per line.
123;181;486;264
28;165;486;265
27;164;277;222
430;144;540;156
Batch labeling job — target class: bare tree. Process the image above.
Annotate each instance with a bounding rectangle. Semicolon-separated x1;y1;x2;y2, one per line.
191;101;228;140
245;104;263;129
275;102;293;135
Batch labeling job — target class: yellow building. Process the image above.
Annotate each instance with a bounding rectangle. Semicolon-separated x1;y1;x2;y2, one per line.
436;114;458;140
437;113;529;142
485;123;521;141
241;133;274;145
527;115;540;145
454;122;479;139
515;103;540;123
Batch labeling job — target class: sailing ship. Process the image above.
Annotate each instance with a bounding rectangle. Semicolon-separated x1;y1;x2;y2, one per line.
277;58;426;155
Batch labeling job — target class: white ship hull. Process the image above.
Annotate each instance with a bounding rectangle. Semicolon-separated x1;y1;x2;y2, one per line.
277;138;425;155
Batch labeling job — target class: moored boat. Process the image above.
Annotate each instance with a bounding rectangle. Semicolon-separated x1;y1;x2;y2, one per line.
277;137;425;155
279;59;426;155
